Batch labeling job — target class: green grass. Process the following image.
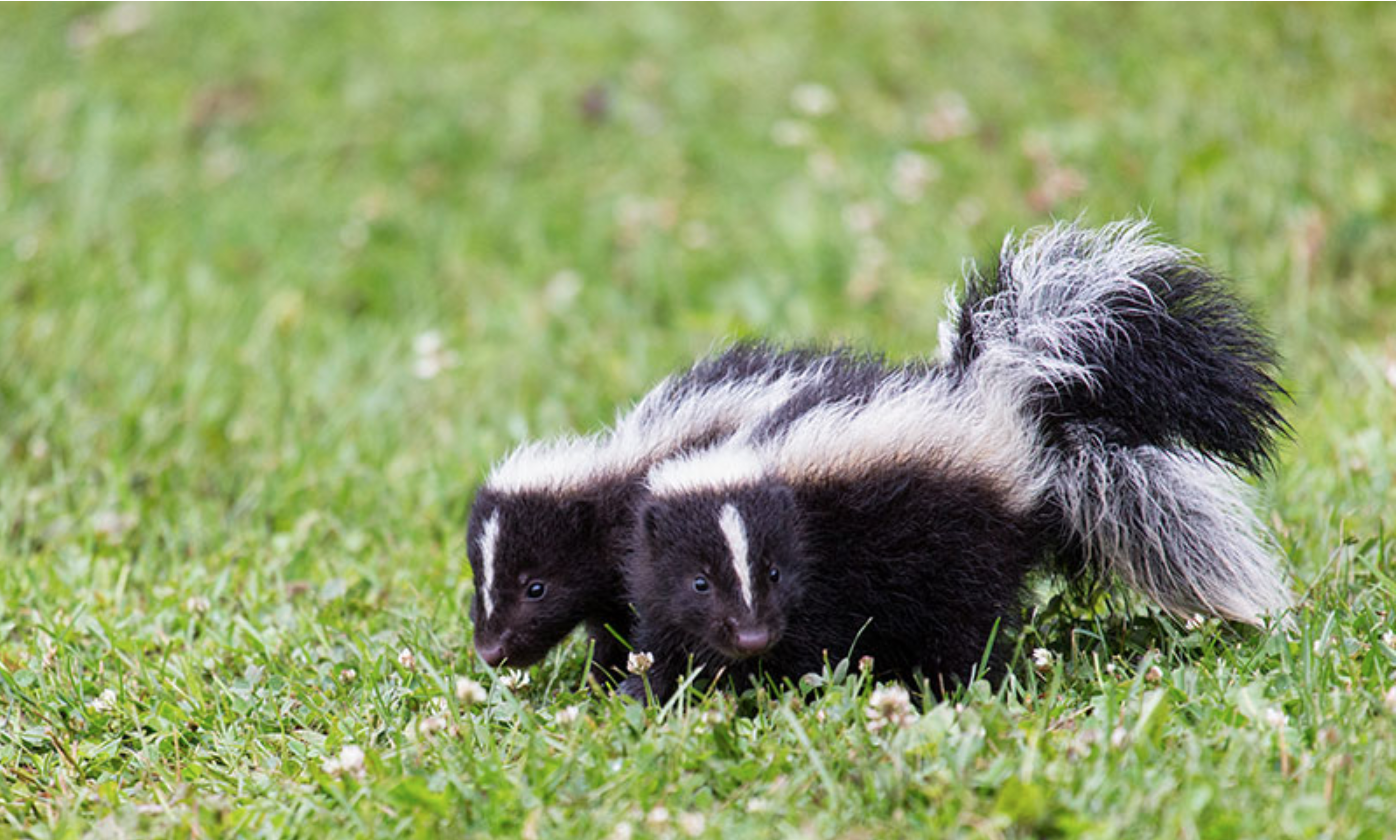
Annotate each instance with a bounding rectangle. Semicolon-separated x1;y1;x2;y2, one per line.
3;4;1395;837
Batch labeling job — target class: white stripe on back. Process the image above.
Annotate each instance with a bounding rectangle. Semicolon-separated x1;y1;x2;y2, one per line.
718;503;753;609
486;362;824;494
480;511;501;617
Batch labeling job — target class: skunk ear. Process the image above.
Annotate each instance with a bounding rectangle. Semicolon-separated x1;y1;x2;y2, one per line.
639;502;665;545
761;483;798;514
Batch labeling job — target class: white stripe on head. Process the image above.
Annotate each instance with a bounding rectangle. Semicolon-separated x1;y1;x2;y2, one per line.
718;503;753;609
479;510;501;618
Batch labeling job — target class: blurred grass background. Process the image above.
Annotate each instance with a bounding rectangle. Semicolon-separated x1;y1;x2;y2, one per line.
2;4;1394;838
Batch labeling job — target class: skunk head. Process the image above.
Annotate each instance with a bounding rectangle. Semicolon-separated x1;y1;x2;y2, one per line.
632;483;804;662
466;489;608;669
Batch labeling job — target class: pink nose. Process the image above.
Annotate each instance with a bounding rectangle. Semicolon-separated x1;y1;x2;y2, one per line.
732;627;772;655
476;640;506;667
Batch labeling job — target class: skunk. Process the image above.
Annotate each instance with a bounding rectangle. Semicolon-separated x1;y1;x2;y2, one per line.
466;343;885;678
621;221;1290;703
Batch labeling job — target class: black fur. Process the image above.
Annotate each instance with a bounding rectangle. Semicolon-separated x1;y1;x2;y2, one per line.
954;234;1289;476
466;343;895;679
621;464;1042;703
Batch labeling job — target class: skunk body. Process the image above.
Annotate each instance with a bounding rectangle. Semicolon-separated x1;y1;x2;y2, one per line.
622;221;1290;703
624;365;1045;700
466;343;885;677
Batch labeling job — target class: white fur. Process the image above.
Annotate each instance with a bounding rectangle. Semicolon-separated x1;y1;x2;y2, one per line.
487;363;832;495
719;503;754;609
647;365;1049;514
646;443;767;498
479;510;501;618
768;369;1048;512
1052;441;1291;624
939;219;1189;403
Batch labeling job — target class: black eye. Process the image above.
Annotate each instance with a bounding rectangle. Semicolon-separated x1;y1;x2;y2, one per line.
769;567;780;583
525;582;546;600
693;576;710;593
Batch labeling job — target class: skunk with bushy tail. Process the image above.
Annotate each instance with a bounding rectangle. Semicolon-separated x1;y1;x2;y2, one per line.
623;221;1290;703
466;343;885;678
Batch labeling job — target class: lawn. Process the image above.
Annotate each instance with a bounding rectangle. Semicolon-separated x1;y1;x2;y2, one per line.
2;4;1395;838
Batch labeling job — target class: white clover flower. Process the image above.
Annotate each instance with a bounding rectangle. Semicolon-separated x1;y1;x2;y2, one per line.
770;119;813;148
91;510;137;543
339;668;357;683
498;669;531;691
1264;707;1288;729
608;822;634;840
842;202;882;235
184;596;210;614
677;812;706;837
543;270;583;313
322;744;366;779
88;689;117;714
953;197;986;228
889;151;939;204
1110;726;1129;749
412;330;444;357
411;330;459;380
644;805;671;829
1381;631;1396;649
555;705;582;725
397;648;417;671
627;651;654;676
1031;647;1055;673
414;714;449;738
1144;664;1163;684
790;83;836;116
865;684;916;733
454;676;487;705
920;91;975;141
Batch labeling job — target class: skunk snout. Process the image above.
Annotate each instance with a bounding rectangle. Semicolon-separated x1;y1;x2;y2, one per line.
476;631;511;667
723;617;774;657
734;627;772;655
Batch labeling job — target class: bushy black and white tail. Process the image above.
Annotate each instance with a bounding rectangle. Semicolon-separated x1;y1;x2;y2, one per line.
942;220;1291;624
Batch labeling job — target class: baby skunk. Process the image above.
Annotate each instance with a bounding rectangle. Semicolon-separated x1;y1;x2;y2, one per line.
466;343;880;679
622;221;1290;703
